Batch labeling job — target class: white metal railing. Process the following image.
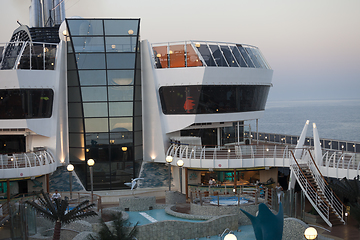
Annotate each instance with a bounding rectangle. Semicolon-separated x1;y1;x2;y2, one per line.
166;143;360;173
289;150;345;227
0;150;55;170
0;41;57;70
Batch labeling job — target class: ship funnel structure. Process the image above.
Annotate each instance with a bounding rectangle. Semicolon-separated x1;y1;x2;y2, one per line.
30;0;66;27
29;0;43;27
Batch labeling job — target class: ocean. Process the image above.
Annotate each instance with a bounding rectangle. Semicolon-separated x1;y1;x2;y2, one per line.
255;99;360;143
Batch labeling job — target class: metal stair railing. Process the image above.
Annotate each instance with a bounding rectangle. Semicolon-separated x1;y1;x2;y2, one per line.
306;150;346;224
289;150;333;227
290;150;345;227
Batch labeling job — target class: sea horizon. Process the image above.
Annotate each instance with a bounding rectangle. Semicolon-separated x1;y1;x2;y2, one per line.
255;99;360;143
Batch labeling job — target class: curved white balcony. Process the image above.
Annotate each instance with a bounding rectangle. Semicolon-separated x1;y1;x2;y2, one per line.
166;144;360;179
0;150;57;179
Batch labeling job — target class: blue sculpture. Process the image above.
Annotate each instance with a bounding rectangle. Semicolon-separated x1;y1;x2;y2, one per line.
240;203;284;240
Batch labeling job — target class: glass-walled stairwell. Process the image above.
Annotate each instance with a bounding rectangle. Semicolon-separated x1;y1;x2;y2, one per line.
66;19;142;190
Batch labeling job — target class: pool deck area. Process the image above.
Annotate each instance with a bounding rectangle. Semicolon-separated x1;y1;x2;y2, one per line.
96;189;359;240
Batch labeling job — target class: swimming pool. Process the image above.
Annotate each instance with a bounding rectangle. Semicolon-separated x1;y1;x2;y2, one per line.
209;196;250;205
127;209;205;226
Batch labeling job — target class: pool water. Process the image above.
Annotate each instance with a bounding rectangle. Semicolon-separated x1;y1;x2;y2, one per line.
209;196;249;205
127;209;205;226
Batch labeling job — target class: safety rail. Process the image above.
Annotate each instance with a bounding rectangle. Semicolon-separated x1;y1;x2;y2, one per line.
167;143;292;162
0;150;55;169
289;150;345;227
166;143;360;179
306;151;346;223
0;41;57;70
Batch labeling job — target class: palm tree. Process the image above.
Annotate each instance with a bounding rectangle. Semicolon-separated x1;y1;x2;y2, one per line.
90;212;138;240
25;190;97;240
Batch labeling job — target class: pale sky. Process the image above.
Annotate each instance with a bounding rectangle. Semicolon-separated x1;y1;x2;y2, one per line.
1;0;360;101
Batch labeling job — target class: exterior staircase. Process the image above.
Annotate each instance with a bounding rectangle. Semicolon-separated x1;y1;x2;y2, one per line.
289;149;346;227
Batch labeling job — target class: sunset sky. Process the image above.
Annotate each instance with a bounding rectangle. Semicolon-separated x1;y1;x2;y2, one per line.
1;0;359;101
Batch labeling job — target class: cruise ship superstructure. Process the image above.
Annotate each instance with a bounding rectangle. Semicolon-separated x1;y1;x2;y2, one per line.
1;0;359;228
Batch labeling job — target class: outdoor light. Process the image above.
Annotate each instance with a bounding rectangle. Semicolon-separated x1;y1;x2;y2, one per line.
166;155;173;163
67;164;74;199
224;233;237;240
87;159;95;167
128;29;134;35
156;53;161;58
122;146;127;151
62;29;68;36
67;164;74;172
177;159;184;167
195;42;200;47
87;159;95;203
304;227;317;240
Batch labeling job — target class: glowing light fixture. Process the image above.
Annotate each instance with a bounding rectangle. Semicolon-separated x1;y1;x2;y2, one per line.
67;164;74;172
177;159;184;167
128;29;134;35
195;42;200;47
87;159;95;167
156;53;161;58
224;233;237;240
166;155;173;163
304;227;317;240
122;146;127;151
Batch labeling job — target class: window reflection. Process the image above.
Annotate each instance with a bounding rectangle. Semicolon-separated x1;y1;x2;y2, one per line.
84;118;109;132
104;19;139;35
81;87;107;102
109;102;133;117
76;53;106;69
83;102;108;117
67;19;104;36
85;132;109;145
186;44;202;67
220;45;238;67
106;53;135;69
159;85;270;114
0;89;53;119
196;44;216;66
72;37;105;52
153;46;168;68
105;37;136;52
107;70;134;85
108;86;133;101
79;70;107;86
169;44;185;68
209;45;228;67
110;117;133;132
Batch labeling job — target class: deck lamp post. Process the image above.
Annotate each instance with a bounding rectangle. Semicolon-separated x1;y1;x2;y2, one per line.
177;159;184;193
304;227;317;240
87;159;95;203
67;164;74;199
165;156;173;191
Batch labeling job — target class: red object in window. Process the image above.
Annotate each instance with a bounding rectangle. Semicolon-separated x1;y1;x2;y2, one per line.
184;96;195;112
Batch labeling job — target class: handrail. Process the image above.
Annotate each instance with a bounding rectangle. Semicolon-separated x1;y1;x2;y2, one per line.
0;150;55;170
307;150;347;210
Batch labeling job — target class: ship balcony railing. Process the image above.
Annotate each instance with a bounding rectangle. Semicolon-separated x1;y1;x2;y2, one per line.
166;143;360;177
0;41;57;71
151;40;271;69
0;150;57;179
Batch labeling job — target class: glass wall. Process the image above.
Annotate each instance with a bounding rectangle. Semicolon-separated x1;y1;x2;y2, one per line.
66;19;142;190
159;85;270;114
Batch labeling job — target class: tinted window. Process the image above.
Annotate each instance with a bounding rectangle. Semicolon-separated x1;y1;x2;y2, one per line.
0;89;53;119
159;85;270;114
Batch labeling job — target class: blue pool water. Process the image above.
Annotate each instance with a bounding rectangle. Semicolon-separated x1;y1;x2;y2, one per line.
127;209;205;226
209;196;249;205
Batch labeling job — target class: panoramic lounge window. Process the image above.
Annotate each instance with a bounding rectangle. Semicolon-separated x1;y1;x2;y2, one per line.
159;85;270;114
0;89;54;119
